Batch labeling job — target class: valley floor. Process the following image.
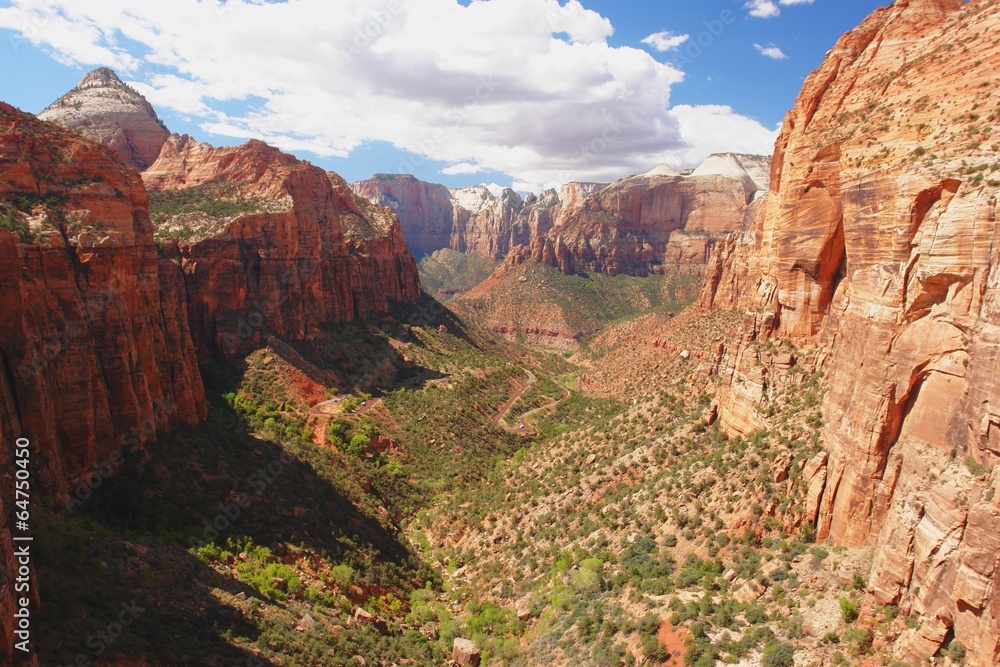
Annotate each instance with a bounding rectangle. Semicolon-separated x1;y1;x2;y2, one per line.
35;289;904;667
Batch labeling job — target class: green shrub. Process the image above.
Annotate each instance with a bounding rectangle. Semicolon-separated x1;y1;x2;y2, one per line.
947;639;966;663
840;597;860;623
965;456;988;476
761;640;795;667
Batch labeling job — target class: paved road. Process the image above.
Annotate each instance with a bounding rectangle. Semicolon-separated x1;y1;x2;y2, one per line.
309;395;348;415
506;386;570;435
491;371;536;427
493;370;571;435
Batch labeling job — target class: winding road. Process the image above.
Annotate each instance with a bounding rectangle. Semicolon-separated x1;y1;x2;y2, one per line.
310;366;569;438
493;370;570;435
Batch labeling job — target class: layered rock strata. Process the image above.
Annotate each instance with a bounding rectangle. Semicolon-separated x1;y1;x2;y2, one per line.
145;135;422;357
0;103;206;665
352;175;577;260
519;155;769;276
38;68;169;171
700;1;1000;663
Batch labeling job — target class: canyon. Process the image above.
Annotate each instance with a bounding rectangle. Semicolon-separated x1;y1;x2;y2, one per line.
353;155;768;278
1;0;999;663
0;75;421;665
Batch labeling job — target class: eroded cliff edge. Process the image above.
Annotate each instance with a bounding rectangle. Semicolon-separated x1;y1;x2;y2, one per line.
0;99;422;663
701;1;999;663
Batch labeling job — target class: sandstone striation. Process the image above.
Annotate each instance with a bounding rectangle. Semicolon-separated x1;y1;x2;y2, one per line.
352;175;562;260
0;103;207;664
351;174;455;258
701;1;1000;663
519;154;769;276
39;68;169;171
146;135;422;357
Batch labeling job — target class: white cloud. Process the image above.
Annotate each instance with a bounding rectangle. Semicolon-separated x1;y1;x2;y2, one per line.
754;43;788;60
0;0;777;190
441;162;483;176
641;30;689;52
744;0;780;18
744;0;815;19
667;105;779;167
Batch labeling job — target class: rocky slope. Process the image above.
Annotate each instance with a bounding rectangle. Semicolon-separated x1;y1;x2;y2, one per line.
700;0;1000;663
518;154;769;277
0;102;206;665
38;68;169;171
146;135;422;357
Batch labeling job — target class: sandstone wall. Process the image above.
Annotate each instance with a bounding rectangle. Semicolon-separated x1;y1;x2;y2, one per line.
0;103;206;665
701;1;1000;663
146;136;422;357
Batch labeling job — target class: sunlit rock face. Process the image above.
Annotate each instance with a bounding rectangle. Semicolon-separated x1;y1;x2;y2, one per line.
700;1;1000;663
39;67;170;171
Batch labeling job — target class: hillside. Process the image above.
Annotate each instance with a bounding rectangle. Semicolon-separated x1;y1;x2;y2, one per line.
3;1;1000;666
453;258;701;352
418;248;499;302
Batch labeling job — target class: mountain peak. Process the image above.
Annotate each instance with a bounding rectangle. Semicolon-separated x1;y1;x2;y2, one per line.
78;66;125;89
39;68;169;171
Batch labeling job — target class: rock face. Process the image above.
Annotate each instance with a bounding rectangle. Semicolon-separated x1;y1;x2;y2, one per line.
39;68;169;171
352;175;564;260
701;1;1000;663
0;103;207;664
351;174;455;258
146;136;422;357
520;154;769;276
452;638;481;666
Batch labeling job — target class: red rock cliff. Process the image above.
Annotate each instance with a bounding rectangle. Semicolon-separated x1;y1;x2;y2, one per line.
146;136;421;357
351;174;456;258
522;155;768;277
0;103;207;664
701;1;1000;663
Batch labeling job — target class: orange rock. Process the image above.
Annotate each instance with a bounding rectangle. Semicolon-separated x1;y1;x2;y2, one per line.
145;136;421;357
522;155;768;277
0;102;206;665
702;0;1000;662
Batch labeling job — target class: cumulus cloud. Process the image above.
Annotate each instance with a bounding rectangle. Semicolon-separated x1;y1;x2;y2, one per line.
0;0;778;189
745;0;815;19
641;30;689;52
754;43;788;60
745;0;780;19
668;105;779;167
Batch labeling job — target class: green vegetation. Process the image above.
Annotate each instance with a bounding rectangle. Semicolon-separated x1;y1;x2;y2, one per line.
964;455;988;476
840;597;861;623
761;639;796;667
149;181;267;222
0;207;38;242
418;247;498;302
453;260;702;347
33;271;877;666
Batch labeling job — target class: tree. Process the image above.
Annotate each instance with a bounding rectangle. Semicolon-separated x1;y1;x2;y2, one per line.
347;433;371;456
761;640;795;667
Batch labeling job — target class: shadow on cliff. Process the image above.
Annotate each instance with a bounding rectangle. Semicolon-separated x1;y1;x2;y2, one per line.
33;398;430;664
31;358;442;664
29;298;489;664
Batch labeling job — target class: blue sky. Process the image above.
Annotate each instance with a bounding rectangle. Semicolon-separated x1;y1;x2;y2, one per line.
0;0;886;191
